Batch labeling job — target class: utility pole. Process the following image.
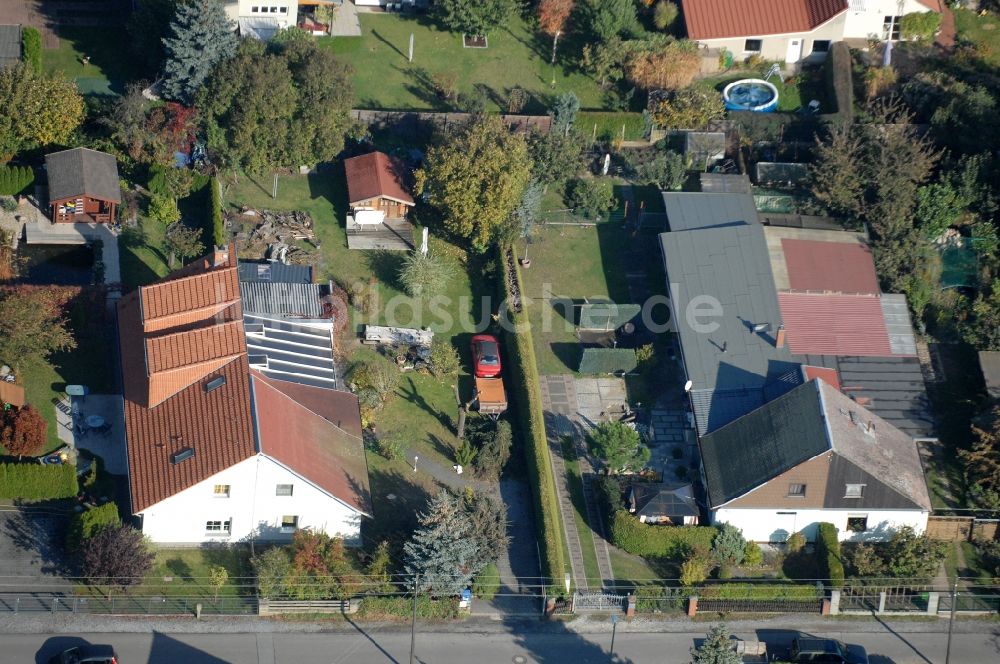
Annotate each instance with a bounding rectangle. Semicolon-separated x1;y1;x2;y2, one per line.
609;613;619;660
409;574;419;664
945;576;958;664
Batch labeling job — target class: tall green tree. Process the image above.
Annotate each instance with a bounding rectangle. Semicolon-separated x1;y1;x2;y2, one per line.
528;129;584;185
690;623;741;664
282;39;354;166
164;221;205;268
161;0;238;104
0;287;76;373
584;0;638;42
404;491;485;596
434;0;520;36
415;114;532;252
0;64;84;159
586;421;650;474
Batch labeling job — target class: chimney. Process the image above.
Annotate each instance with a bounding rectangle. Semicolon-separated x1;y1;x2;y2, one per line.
211;245;229;268
775;324;786;348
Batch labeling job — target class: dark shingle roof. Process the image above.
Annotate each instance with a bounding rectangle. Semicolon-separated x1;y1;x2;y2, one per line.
630;482;699;518
45;148;121;203
663;192;759;231
701;381;829;507
0;25;20;68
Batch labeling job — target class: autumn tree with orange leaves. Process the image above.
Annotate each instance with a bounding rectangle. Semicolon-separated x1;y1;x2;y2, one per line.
538;0;575;64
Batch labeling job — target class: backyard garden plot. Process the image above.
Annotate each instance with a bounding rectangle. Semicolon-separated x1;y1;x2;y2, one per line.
319;13;607;113
42;27;140;96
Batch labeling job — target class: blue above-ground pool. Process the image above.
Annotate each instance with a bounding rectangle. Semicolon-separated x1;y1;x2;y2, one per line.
723;79;779;112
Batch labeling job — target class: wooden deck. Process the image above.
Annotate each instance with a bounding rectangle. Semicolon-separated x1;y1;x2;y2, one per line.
346;216;414;251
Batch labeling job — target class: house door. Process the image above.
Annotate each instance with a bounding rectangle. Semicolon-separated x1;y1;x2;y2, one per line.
785;38;802;64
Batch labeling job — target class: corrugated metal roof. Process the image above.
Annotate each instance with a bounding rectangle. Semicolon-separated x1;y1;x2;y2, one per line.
781;239;880;294
699;173;752;194
880;294;918;356
779;293;893;356
239;281;325;318
663;192;759;231
245;313;338;389
237;261;313;284
682;0;847;40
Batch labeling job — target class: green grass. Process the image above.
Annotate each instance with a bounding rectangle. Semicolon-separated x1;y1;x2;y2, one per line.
318;13;608;112
609;547;659;582
699;65;827;113
560;437;600;585
519;219;630;375
42;27;141;96
119;217;170;290
577;112;648;142
955;8;1000;67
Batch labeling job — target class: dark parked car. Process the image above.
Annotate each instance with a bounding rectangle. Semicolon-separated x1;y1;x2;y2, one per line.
789;638;868;664
471;334;502;378
50;644;119;664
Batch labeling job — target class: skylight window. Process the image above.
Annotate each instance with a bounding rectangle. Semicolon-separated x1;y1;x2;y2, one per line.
171;447;195;464
205;375;226;393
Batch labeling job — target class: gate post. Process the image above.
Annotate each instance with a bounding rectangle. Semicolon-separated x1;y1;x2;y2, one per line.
687;595;698;617
829;590;840;615
877;592;887;614
926;592;940;615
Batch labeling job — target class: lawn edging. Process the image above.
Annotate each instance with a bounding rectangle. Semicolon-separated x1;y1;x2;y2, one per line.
498;247;567;595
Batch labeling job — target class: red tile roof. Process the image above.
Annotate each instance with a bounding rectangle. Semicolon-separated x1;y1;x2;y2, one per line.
683;0;847;40
802;365;841;391
778;293;893;356
344;151;415;206
781;239;880;295
119;246;258;513
252;372;371;516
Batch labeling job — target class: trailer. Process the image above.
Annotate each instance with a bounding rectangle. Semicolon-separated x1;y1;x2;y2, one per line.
474;376;507;416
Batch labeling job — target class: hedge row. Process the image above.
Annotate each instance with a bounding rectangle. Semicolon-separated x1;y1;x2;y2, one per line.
66;502;120;551
816;522;845;587
609;510;717;559
357;595;460;620
0;462;78;500
21;27;42;74
700;583;822;600
577;112;648;142
824;42;854;122
207;176;225;246
0;165;35;196
499;249;567;593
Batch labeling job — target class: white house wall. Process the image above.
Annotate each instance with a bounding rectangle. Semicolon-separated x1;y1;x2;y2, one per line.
843;0;934;40
711;507;929;543
235;0;297;29
138;455;362;545
696;14;847;64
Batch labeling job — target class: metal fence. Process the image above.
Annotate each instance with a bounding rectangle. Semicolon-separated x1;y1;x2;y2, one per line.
573;591;627;613
697;598;824;614
840;585;931;613
0;593;257;616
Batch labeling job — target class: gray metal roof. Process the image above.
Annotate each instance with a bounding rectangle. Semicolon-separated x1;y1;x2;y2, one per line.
0;25;20;68
702;379;931;510
244;313;339;389
45;148;120;203
239;281;325;318
981;351;1000;400
880;294;917;356
699;173;752;194
663;192;759;231
238;260;313;284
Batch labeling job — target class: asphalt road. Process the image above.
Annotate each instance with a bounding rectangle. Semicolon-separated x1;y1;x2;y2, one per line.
17;626;1000;664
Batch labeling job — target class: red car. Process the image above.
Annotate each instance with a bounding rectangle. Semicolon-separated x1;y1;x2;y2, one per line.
471;334;502;378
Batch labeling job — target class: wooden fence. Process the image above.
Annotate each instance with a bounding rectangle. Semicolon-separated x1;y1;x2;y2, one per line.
926;516;1000;542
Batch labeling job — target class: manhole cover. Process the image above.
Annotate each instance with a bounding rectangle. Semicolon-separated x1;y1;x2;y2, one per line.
512;657;528;664
386;493;396;501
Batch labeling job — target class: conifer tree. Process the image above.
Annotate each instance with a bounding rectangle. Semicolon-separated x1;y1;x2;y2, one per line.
403;491;485;596
161;0;238;103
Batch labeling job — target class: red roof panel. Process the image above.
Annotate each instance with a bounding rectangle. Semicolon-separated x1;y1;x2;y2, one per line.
782;239;880;295
683;0;847;40
778;293;893;356
344;151;415;206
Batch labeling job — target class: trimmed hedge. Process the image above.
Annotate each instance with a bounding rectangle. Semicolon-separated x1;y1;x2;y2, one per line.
66;502;121;551
0;166;35;196
21;27;42;74
499;249;567;593
609;510;717;559
0;462;78;500
816;522;845;587
208;176;225;247
823;42;854;122
700;583;822;600
358;595;460;619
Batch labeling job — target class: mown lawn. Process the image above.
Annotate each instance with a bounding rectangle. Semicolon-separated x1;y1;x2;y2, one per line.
561;437;601;584
699;64;828;113
955;8;1000;67
42;27;141;96
319;13;607;112
118;218;170;291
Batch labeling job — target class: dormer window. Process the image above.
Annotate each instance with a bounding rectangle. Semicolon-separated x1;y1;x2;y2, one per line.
845;484;865;498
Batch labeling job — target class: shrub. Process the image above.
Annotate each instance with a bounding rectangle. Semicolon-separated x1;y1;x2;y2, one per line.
700;583;821;600
472;562;500;599
498;250;566;593
653;1;678;31
252;546;292;599
680;556;709;586
399;250;456;299
567;178;615;219
0;462;77;500
208;176;225;246
66;502;121;551
712;523;746;566
454;438;477;466
864;66;897;100
625;39;700;91
0;404;47;458
472;419;513;480
358;595;460;620
350;357;400;405
824;41;854;121
649;87;725;131
430;338;461;378
610;510;717;558
786;531;806;553
587;420;650;474
0;166;35;196
147;194;180;225
374;433;404;461
900;12;940;42
816;522;845;587
743;541;764;567
21;27;42;74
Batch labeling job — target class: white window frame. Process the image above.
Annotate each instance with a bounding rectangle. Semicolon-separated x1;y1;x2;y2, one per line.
205;519;232;534
744;39;763;54
280;515;299;532
847;514;868;532
787;483;807;497
844;483;866;498
213;484;231;498
276;484;294;497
